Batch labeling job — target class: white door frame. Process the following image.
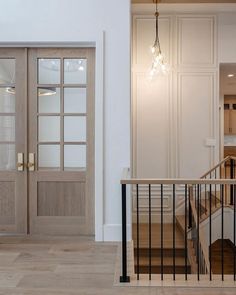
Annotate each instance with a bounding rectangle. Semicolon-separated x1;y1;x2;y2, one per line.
0;32;105;241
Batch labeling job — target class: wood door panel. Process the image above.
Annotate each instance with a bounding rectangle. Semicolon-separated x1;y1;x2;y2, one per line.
37;181;85;217
0;48;27;234
0;182;15;219
28;48;95;235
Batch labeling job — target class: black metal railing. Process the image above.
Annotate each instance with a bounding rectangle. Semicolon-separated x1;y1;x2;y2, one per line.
120;173;236;283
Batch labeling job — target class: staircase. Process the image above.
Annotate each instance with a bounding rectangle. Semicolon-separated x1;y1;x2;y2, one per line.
133;223;191;274
122;157;236;283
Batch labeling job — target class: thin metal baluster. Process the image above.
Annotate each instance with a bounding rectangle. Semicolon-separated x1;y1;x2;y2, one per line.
234;160;236;179
215;170;217;207
136;184;140;280
185;184;188;280
221;184;224;281
195;184;197;209
205;177;207;216
173;184;176;281
225;161;227;179
161;184;164;280
231;159;234;205
197;184;200;281
148;184;152;281
188;186;192;229
209;183;212;281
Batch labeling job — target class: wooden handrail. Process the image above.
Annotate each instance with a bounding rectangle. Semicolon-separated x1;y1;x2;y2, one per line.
121;178;236;185
200;156;231;179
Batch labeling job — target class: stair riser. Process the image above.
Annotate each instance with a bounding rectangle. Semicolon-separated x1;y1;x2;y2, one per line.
135;265;191;274
134;248;186;257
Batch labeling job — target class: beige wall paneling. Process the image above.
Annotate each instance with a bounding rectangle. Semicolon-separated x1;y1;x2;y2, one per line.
177;72;216;177
28;48;95;235
177;15;216;67
0;48;27;234
132;13;218;218
132;15;173;179
176;15;218;177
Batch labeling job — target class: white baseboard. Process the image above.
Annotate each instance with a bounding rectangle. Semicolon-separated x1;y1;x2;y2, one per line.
103;224;131;242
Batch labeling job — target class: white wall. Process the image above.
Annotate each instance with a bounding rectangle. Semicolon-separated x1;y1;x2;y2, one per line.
0;0;131;241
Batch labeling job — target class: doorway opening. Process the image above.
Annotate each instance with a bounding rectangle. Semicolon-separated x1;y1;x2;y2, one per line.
220;64;236;163
0;48;95;235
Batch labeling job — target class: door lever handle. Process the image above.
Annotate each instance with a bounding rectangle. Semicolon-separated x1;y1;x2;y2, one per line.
17;153;24;171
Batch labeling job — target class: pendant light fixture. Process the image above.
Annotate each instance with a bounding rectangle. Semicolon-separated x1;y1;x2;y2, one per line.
150;0;169;77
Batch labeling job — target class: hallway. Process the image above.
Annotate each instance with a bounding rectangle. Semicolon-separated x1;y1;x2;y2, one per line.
0;236;235;294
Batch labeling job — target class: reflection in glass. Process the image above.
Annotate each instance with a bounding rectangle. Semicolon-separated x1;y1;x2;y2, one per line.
38;116;60;142
64;116;86;142
64;88;86;113
0;59;15;84
64;59;87;84
38;87;60;113
38;59;60;84
64;145;86;169
0;144;15;170
38;145;60;169
0;87;15;113
0;116;15;141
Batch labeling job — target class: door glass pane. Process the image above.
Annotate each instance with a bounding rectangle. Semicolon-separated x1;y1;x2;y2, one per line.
0;116;15;141
38;145;60;169
0;144;15;170
64;116;86;142
64;88;86;113
0;59;15;84
64;145;86;170
0;87;15;113
64;59;87;84
38;116;60;142
38;87;60;113
38;59;60;84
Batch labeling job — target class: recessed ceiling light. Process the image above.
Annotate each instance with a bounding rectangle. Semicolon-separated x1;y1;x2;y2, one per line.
228;74;234;78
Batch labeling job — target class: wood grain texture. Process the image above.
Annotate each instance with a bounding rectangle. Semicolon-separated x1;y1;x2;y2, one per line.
28;48;95;235
0;236;235;292
37;181;85;216
0;48;28;234
0;182;15;219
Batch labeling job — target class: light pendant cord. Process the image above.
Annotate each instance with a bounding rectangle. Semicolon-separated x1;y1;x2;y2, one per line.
150;0;169;77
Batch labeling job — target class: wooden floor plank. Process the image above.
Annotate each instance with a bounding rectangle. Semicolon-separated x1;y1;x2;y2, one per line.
0;236;235;293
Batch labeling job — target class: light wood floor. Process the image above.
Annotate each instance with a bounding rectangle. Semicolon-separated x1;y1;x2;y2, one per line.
0;235;235;294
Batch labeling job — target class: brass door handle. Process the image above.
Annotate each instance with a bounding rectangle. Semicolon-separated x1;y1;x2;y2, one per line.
17;153;24;171
28;153;35;171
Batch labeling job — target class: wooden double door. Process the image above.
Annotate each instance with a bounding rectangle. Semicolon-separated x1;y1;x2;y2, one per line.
0;48;95;235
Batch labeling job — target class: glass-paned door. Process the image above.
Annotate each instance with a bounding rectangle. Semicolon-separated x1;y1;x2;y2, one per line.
0;48;95;235
28;48;95;235
0;48;27;234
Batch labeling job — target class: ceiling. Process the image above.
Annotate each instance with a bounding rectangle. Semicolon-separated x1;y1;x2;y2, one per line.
132;0;236;3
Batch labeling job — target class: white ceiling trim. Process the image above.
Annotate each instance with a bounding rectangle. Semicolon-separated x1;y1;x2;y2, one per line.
132;3;236;13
